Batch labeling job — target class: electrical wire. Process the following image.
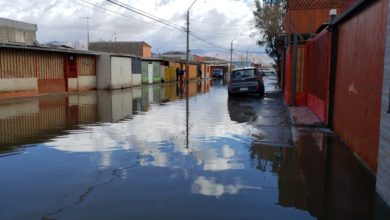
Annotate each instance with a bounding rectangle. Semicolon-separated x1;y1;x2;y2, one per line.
75;0;261;55
106;0;231;51
106;0;184;31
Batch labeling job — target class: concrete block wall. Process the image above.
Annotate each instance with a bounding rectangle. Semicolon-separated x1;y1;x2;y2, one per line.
376;0;390;207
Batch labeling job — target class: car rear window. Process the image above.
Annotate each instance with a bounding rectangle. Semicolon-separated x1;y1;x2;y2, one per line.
231;69;255;78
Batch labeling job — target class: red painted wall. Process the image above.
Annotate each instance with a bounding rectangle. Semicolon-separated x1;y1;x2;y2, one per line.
333;0;388;172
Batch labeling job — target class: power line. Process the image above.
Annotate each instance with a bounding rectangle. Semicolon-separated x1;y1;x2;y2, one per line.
75;0;168;29
106;0;184;31
106;0;231;51
75;0;251;52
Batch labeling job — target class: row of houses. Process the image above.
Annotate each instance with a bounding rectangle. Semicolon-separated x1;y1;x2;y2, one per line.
0;17;221;97
281;0;390;207
0;42;218;95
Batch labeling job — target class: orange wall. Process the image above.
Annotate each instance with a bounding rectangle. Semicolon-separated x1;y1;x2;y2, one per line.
333;0;388;173
143;45;151;58
286;8;331;34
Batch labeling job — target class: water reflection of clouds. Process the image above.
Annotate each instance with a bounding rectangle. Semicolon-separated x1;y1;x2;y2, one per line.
191;176;243;197
46;87;255;172
193;145;244;171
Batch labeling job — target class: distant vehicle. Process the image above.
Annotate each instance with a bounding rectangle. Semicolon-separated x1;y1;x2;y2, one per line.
228;67;265;96
213;69;224;78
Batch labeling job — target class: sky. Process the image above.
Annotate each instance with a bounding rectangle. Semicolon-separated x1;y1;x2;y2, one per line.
0;0;271;62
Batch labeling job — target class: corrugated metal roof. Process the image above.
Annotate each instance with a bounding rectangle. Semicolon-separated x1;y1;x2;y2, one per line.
287;0;344;9
0;42;98;55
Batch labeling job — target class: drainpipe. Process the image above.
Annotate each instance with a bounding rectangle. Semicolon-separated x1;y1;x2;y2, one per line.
328;9;338;128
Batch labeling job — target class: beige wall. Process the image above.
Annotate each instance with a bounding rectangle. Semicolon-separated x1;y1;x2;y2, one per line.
79;76;96;90
132;74;142;86
0;78;37;92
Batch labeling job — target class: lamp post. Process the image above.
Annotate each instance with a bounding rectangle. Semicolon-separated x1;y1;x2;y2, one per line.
230;29;250;76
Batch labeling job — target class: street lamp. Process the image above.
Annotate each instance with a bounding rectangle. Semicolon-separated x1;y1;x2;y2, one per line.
230;39;237;76
230;29;250;76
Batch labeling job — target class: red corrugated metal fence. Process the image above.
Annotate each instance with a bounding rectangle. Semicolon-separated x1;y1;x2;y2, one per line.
305;29;332;123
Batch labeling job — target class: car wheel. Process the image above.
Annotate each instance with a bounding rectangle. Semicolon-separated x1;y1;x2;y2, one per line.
258;85;265;97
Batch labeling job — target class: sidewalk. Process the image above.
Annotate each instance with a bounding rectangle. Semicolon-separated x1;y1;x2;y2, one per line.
288;106;324;127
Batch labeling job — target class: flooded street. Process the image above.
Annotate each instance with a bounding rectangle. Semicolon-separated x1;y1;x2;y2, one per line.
0;75;388;220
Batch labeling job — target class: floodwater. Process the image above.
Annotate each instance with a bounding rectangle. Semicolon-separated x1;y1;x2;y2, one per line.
0;75;388;220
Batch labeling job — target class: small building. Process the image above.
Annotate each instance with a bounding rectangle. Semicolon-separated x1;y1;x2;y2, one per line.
89;41;152;58
0;43;97;96
0;17;37;45
141;58;163;84
96;53;142;90
162;60;182;82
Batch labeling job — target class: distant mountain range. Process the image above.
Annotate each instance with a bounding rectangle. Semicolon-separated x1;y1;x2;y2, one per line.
43;41;273;64
191;49;273;64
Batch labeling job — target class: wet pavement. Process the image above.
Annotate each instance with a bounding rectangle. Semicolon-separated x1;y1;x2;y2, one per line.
0;74;389;220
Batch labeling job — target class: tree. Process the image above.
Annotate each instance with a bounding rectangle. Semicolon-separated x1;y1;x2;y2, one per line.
253;0;285;65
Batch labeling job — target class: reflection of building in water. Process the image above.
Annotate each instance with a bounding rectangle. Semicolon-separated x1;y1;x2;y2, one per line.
250;131;380;220
132;87;142;114
97;89;133;123
0;94;97;149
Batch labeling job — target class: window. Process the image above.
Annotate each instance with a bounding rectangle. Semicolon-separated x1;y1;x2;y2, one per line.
132;58;142;74
231;69;255;79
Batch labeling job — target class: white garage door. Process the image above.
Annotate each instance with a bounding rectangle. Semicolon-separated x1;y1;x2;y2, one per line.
111;57;132;89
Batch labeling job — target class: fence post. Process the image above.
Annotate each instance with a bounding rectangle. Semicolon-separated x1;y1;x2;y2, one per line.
291;33;298;106
328;24;338;128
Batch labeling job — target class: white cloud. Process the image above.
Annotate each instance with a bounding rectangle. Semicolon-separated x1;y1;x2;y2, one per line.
0;0;268;60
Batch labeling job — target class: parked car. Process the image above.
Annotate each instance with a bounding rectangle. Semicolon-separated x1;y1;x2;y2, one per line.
213;69;224;78
228;67;265;96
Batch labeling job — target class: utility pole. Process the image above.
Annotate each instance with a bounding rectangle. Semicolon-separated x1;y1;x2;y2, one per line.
186;0;197;84
186;10;190;83
80;16;90;50
230;41;233;75
246;49;248;66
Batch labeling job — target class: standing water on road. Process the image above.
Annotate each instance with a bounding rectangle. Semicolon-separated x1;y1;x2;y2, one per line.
0;76;387;220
